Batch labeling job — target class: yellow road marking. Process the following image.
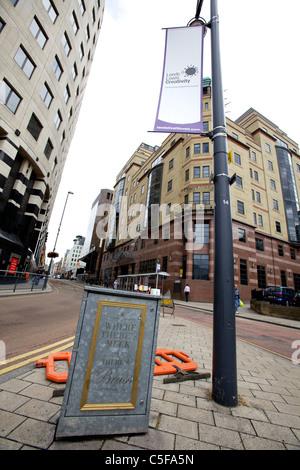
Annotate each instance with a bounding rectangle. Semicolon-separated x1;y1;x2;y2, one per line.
0;337;75;376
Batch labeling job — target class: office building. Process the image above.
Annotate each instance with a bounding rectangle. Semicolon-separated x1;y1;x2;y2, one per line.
0;0;105;272
100;81;300;301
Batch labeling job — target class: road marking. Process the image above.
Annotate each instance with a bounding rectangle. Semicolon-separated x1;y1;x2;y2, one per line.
0;337;75;376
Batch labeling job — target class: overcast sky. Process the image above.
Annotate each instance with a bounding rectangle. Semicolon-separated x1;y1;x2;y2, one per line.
46;0;300;262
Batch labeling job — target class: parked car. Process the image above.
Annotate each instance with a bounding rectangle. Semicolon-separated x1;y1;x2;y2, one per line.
263;286;295;306
292;292;300;307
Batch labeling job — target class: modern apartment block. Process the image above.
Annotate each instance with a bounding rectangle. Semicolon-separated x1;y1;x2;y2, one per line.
0;0;105;272
100;80;300;301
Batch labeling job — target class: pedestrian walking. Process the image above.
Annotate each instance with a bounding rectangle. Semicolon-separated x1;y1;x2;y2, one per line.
184;284;190;302
234;284;240;314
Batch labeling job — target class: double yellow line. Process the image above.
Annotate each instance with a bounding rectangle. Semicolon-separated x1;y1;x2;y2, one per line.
0;336;75;376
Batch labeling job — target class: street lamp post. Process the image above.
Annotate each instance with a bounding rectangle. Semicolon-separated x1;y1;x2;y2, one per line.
196;0;238;407
43;191;74;289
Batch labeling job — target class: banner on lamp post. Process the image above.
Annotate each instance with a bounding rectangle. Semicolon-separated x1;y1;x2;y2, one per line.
154;25;204;134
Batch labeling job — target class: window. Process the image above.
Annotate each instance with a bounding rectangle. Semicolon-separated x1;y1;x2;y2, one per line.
202;142;209;153
254;170;258;181
29;17;48;49
203;166;209;178
62;32;72;56
185;169;189;181
0;18;6;33
255;238;264;251
238;228;246;243
85;25;90;42
281;270;287;287
52;56;63;80
268;160;273;171
240;259;248;285
270;179;276;190
64;85;71;103
194;143;200;154
193;192;200;205
256;191;261;203
252;151;256;162
27;113;43;140
257;265;266;289
167;180;172;192
72;62;78;81
0;80;22;113
79;42;84;60
44;139;53;159
236;175;243;189
78;0;86;15
193;166;200;178
203;121;209;132
193;254;209;280
54;110;62;130
203;192;210;205
258;214;263;226
234;152;241;165
42;0;58;23
186;147;190;158
169;158;174;170
40;82;53;108
273;199;279;210
275;221;281;233
290;248;296;260
237;200;244;214
278;245;284;257
9;0;19;7
194;222;209;244
70;11;79;34
253;213;257;225
14;46;35;78
265;143;271;153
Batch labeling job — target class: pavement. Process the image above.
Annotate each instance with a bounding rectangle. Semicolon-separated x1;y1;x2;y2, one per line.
0;289;300;451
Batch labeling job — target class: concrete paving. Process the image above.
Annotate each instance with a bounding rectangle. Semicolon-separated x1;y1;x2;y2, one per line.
0;297;300;451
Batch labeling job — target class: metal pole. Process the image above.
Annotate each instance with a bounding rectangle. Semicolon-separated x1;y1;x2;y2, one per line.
210;0;238;406
43;191;74;289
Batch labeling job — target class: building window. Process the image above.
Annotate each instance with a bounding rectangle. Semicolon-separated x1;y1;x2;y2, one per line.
9;0;19;5
202;142;209;153
14;46;36;78
194;143;200;154
290;248;296;260
193;166;200;178
234;152;241;165
185;169;189;181
0;79;22;113
275;221;281;233
194;222;209;244
236;175;243;189
42;0;58;23
255;238;264;251
167;180;172;192
265;143;271;153
193;192;200;205
203;192;210;205
237;200;244;214
258;214;263;226
27;113;43;140
240;259;248;285
278;245;284;257
78;0;86;15
203;166;210;178
257;265;266;289
29;17;48;49
62;32;72;56
273;199;279;210
268;160;273;171
44;139;53;159
186;147;190;158
256;191;261;203
270;179;276;190
169;158;174;170
238;228;246;243
254;170;258;181
54;110;62;130
79;42;84;60
52;55;63;80
40;82;53;108
64;85;71;103
281;270;287;287
72;62;78;81
193;254;209;280
70;11;79;34
0;18;6;33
